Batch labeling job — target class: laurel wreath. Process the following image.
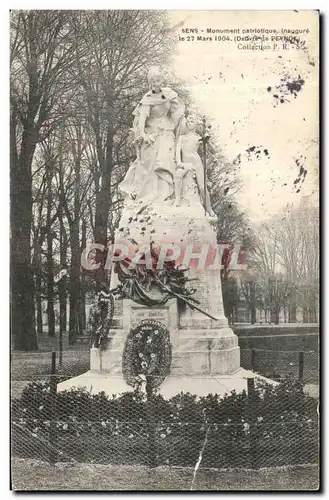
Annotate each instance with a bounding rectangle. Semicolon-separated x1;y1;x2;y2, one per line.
88;291;115;348
122;319;172;390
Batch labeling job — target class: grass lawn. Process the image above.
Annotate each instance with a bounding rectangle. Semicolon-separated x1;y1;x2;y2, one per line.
11;344;90;399
11;348;89;380
11;458;319;491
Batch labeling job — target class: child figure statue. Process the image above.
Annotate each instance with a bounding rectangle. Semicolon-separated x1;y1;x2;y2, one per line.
174;114;216;218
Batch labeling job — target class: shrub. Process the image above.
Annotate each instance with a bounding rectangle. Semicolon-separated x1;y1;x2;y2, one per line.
12;377;319;468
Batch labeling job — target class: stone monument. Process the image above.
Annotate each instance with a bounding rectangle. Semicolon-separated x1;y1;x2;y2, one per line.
58;67;263;398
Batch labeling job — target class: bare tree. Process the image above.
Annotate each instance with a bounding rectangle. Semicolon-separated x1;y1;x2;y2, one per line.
70;11;174;278
250;198;319;324
270;199;319;322
11;10;258;348
10;10;75;349
240;273;262;324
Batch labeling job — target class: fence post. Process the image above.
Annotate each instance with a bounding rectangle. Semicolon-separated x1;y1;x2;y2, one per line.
146;378;157;468
247;378;258;469
251;348;256;371
59;328;63;367
299;351;304;383
49;351;58;465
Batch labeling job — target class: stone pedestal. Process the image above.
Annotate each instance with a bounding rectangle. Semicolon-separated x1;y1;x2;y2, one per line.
58;203;268;397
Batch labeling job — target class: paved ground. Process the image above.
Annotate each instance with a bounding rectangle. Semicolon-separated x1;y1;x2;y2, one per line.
11;458;319;491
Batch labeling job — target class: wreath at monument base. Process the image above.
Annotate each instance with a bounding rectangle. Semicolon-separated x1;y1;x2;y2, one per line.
87;289;115;348
122;319;172;391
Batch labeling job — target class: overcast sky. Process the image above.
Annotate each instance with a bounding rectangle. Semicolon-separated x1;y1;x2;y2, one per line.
169;10;319;221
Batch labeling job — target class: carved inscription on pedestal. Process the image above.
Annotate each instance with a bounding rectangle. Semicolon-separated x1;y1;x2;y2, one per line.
131;308;169;327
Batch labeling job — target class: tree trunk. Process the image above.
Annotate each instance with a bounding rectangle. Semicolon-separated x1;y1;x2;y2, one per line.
221;268;230;319
271;309;280;324
94;126;114;285
80;219;87;332
232;306;237;324
308;306;316;323
288;290;297;323
250;305;256;325
303;307;309;323
66;125;83;345
46;168;55;337
35;249;43;335
32;232;43;336
68;221;81;345
59;208;68;335
68;144;82;344
259;308;264;324
11;117;38;350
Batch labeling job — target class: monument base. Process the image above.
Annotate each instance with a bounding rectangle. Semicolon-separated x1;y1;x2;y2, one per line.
58;205;277;399
57;367;276;399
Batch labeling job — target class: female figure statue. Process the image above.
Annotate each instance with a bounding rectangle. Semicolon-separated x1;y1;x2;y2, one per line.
174;113;216;217
119;67;185;204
